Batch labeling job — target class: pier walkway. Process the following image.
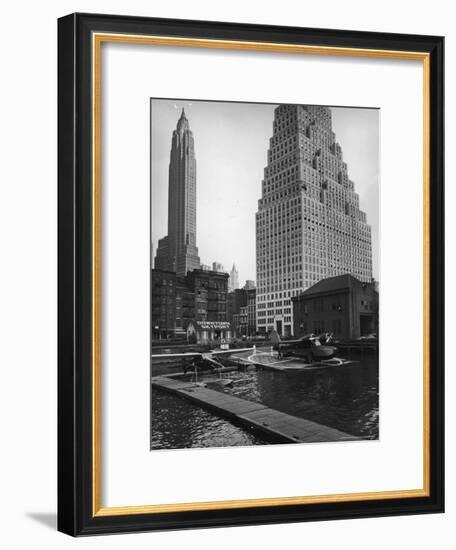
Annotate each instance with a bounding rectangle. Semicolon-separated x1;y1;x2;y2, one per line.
152;375;357;444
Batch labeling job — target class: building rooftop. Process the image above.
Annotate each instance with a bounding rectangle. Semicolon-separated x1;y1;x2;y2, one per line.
189;268;229;278
293;274;366;300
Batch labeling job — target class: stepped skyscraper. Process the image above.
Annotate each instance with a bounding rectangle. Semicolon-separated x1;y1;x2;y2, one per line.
256;105;373;336
155;109;200;276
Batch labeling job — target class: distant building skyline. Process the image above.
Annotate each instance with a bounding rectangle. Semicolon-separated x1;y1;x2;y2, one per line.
151;100;379;284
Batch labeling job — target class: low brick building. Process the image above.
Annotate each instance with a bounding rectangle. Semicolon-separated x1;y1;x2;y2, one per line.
151;268;229;341
292;274;378;340
186;269;229;325
226;286;257;337
151;269;179;340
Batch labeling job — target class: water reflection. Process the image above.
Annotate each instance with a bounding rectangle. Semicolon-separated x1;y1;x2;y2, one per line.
151;391;271;450
222;352;378;439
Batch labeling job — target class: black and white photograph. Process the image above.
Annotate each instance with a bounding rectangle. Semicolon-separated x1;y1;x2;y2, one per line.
0;0;447;543
150;98;379;450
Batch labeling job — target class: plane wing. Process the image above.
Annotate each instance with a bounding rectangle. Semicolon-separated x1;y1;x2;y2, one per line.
210;347;254;356
151;352;203;359
151;347;255;359
279;335;317;345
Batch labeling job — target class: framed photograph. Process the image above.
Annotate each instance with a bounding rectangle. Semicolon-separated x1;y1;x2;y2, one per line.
58;13;444;536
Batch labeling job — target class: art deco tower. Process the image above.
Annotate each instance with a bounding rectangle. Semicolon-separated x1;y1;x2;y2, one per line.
255;105;373;336
155;109;200;276
228;264;239;291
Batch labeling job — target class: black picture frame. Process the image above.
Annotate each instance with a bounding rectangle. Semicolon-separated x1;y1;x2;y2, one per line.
58;12;444;536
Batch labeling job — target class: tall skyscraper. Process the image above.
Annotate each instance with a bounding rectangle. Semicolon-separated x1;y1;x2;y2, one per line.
228;264;239;291
256;105;373;337
155;109;200;276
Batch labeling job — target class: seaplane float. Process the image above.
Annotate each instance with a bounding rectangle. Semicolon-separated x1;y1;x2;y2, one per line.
151;347;255;388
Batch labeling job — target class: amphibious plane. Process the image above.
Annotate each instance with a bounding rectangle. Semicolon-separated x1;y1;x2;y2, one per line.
269;330;338;363
151;347;255;387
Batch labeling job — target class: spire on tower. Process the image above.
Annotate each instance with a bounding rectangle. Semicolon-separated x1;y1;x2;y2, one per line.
228;264;239;291
177;108;189;133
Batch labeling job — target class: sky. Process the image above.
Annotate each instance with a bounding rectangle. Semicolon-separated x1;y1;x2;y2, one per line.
151;99;379;283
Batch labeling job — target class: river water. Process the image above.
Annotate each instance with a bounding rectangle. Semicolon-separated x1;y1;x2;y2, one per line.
151;351;378;450
150;392;274;450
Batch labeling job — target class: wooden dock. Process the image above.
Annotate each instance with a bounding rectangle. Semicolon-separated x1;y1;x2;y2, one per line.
152;376;357;443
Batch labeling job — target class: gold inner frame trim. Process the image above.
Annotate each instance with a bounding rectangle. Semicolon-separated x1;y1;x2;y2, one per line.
92;32;431;517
